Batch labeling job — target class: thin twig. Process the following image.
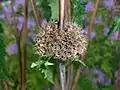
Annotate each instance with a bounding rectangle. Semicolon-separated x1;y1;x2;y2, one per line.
71;53;86;90
30;0;42;29
88;0;100;39
72;67;81;90
114;69;120;90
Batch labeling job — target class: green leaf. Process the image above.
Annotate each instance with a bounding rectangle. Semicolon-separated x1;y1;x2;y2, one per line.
78;76;96;90
31;58;54;84
31;60;44;68
74;59;87;67
44;61;54;67
49;0;59;20
31;63;38;68
41;68;54;84
37;0;52;21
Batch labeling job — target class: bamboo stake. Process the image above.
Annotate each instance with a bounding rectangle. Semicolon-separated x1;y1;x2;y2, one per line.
20;0;28;90
59;0;66;90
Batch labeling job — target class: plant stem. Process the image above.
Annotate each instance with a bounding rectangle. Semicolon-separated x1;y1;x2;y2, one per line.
59;0;66;90
114;69;120;90
20;0;28;90
88;0;100;39
54;76;61;90
65;0;72;22
59;0;65;29
64;0;73;89
66;64;73;90
114;30;120;90
71;53;86;90
10;0;16;26
59;63;66;90
30;0;42;29
71;0;100;89
71;67;81;90
2;80;9;90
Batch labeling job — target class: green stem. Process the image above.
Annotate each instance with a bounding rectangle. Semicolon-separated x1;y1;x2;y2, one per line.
19;0;28;90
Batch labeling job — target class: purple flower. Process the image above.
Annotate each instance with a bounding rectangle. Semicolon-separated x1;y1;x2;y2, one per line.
92;69;111;85
110;31;119;40
17;16;24;31
104;28;109;36
3;7;12;14
94;19;100;25
14;0;32;13
83;27;96;40
15;0;25;7
6;43;18;55
41;18;47;25
16;16;36;31
104;0;114;10
13;1;24;13
2;7;12;24
104;28;119;40
27;32;36;44
90;32;96;40
92;69;105;84
83;68;111;86
94;16;103;25
85;2;94;13
0;14;5;19
104;78;111;85
27;19;36;30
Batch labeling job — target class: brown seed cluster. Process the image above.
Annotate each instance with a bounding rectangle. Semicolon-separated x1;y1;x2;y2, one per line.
34;22;88;61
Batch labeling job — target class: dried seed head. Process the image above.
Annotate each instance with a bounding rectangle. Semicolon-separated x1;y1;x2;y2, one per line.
34;22;88;61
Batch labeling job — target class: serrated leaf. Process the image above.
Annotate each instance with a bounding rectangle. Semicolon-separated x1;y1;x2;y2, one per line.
41;69;54;84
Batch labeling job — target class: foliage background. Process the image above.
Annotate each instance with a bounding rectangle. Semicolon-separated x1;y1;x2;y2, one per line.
0;0;120;90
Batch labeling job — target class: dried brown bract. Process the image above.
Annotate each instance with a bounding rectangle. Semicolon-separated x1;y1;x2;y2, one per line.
34;22;88;61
